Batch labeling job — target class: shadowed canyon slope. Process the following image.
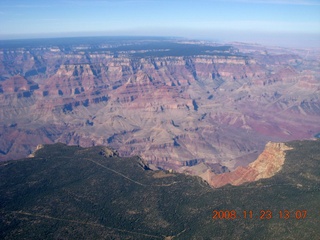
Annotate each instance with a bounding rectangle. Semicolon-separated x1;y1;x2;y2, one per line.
0;37;320;176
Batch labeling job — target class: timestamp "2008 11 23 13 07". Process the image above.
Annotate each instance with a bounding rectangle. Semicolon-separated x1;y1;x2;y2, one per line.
212;209;308;220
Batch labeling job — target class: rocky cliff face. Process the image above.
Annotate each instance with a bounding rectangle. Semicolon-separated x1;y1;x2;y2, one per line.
0;38;319;179
202;142;293;187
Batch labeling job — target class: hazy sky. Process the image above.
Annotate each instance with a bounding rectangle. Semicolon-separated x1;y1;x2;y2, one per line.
1;0;319;47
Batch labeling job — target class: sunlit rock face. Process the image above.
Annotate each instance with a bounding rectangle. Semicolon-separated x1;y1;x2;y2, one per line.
0;38;319;179
202;142;293;188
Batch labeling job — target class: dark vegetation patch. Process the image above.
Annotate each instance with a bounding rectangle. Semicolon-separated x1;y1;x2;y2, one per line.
0;140;319;239
24;67;47;78
0;37;241;58
0;36;170;49
114;42;236;58
42;91;49;97
192;99;199;111
29;84;39;91
17;91;32;98
86;120;94;126
9;123;17;128
74;88;80;94
92;96;108;104
62;103;73;113
82;99;89;107
22;91;32;98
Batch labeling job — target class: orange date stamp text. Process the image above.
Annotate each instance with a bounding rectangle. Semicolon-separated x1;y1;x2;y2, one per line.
212;209;307;220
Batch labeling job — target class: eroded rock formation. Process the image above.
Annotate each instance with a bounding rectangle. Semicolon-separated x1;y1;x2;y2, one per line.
0;38;319;178
202;142;293;187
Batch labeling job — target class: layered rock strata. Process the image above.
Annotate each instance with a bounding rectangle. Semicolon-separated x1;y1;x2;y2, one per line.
201;142;293;187
0;39;319;178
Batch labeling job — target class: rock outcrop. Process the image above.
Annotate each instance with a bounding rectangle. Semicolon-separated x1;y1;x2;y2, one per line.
202;142;293;187
28;144;44;158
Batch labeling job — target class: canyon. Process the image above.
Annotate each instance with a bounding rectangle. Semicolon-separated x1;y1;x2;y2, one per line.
0;37;319;185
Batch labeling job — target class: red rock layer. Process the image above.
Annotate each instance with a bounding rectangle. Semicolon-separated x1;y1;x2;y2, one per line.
202;142;293;188
0;43;319;179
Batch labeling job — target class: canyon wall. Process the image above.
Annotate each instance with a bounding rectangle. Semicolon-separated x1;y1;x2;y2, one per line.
201;142;293;187
0;39;319;178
